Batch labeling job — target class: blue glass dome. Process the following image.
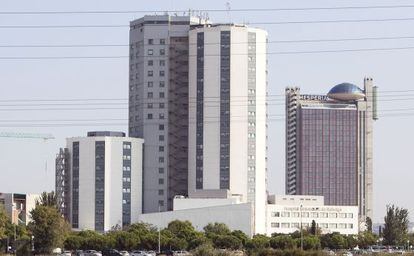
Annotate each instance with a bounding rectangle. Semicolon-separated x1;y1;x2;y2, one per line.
327;83;365;101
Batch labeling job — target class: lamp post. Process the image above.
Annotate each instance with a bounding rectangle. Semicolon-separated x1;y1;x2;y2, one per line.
300;204;303;250
158;204;161;254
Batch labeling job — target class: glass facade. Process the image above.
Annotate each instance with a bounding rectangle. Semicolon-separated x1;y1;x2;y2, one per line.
95;141;105;231
72;142;79;228
219;31;231;189
196;32;204;189
122;142;132;226
298;108;358;206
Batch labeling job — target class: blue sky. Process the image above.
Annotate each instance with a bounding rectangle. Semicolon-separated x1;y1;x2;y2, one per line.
1;0;414;222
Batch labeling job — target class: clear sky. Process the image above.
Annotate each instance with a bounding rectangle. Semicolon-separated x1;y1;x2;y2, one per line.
0;0;413;223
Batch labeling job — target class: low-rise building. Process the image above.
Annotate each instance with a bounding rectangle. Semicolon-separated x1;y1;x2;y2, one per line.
138;194;359;237
0;192;39;225
267;195;359;235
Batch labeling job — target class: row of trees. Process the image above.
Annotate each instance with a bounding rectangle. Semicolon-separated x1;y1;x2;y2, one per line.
0;191;412;254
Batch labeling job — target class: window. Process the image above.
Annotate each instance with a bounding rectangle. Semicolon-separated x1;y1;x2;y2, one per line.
271;212;280;217
346;213;353;218
291;223;300;228
147;92;153;98
291;212;300;217
158;189;164;195
158;200;164;206
159;146;164;152
159;103;165;109
159;81;165;87
329;213;338;218
160;39;166;45
158;167;164;173
159;92;165;98
159;71;165;77
148;70;153;77
148;49;153;55
160;49;165;55
159;157;164;163
148;60;153;66
148;81;153;87
339;213;347;218
148;39;154;45
329;223;337;229
147;103;153;109
147;114;153;119
281;212;290;217
281;223;290;228
159;113;164;119
158;178;164;184
302;212;309;218
159;124;164;130
320;212;328;218
311;212;319;218
159;135;164;141
271;222;280;228
159;60;165;66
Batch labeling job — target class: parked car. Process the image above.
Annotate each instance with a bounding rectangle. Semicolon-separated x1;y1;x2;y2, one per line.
130;251;149;256
102;249;123;256
75;250;85;256
84;250;103;256
173;251;190;256
60;251;72;256
119;251;130;256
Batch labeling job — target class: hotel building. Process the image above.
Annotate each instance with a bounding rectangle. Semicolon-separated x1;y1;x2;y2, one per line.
285;78;378;228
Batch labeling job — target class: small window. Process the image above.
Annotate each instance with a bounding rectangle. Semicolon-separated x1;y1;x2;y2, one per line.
159;60;165;66
159;113;164;119
147;70;153;77
148;49;153;55
159;71;165;77
158;200;164;206
159;146;164;152
148;60;153;66
158;167;164;173
160;49;165;55
159;124;164;130
159;157;164;163
159;81;165;87
147;92;153;98
147;113;153;119
147;103;153;109
159;135;164;141
159;92;165;98
158;189;164;195
159;103;165;109
148;39;154;45
148;81;153;87
160;39;166;45
158;178;164;184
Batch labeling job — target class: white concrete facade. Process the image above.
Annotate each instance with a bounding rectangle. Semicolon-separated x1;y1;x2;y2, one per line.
138;202;254;236
188;24;268;234
65;132;144;232
266;195;359;235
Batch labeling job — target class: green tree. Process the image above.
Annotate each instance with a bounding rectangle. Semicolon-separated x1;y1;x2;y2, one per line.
126;222;158;250
203;222;231;239
108;230;140;251
28;205;69;253
36;191;58;208
270;235;296;250
231;230;249;246
383;205;409;245
330;233;347;249
300;236;321;250
246;234;270;249
366;217;373;233
309;220;317;236
0;205;10;240
64;234;83;250
357;232;377;248
212;235;242;250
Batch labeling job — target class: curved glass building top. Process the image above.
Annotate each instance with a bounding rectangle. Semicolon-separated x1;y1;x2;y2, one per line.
327;83;365;101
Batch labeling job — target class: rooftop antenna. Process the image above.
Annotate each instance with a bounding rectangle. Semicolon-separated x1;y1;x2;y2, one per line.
226;2;232;23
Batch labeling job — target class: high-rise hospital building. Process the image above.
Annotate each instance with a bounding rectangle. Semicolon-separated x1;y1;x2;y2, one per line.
285;78;378;227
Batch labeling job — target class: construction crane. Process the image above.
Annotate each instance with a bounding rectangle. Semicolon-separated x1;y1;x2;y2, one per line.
0;132;55;140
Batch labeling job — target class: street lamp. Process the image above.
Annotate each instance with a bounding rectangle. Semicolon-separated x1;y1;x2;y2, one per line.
300;204;303;250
